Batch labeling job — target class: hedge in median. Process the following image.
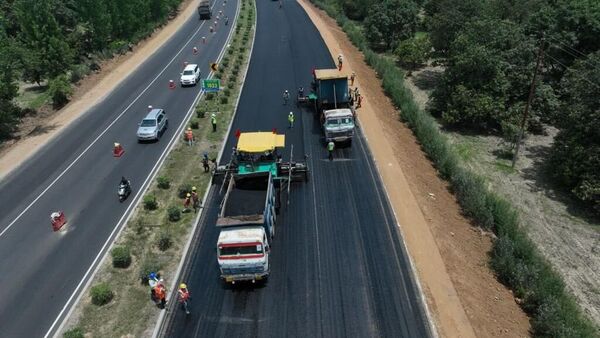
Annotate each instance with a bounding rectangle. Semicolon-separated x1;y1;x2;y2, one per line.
90;282;114;306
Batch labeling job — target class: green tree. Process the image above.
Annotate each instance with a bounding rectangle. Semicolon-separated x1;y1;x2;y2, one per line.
14;0;74;82
424;0;485;55
364;0;418;51
340;0;374;20
549;52;600;212
47;74;73;108
431;19;552;131
394;34;432;69
0;20;21;140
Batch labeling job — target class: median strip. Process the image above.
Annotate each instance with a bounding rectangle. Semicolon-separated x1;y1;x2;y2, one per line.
59;1;256;337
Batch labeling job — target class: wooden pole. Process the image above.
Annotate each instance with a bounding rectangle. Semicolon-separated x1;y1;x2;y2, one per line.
512;37;545;168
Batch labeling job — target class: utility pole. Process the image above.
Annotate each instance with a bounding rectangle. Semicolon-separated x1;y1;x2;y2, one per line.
512;37;545;168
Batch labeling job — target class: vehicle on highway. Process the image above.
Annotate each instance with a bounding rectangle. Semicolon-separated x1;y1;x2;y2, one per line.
214;132;309;284
180;64;201;86
198;0;212;19
118;178;131;202
312;69;355;145
136;108;168;142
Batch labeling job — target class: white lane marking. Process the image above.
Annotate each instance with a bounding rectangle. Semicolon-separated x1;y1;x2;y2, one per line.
0;7;211;239
43;3;225;338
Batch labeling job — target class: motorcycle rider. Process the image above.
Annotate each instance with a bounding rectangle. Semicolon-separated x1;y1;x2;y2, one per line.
119;176;130;189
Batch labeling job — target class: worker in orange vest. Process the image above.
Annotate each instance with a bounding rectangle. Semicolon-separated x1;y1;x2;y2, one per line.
184;128;194;146
191;187;200;213
154;280;167;308
183;193;192;212
178;283;191;314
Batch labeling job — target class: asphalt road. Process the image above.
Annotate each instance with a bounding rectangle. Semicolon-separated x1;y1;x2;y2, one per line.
162;0;431;337
0;1;237;336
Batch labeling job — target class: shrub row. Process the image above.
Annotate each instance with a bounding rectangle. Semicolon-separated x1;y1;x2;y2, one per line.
310;1;598;336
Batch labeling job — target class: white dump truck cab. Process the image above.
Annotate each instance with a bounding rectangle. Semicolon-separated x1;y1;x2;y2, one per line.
217;226;270;284
323;108;355;143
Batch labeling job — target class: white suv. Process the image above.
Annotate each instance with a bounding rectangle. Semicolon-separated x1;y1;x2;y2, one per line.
180;64;201;86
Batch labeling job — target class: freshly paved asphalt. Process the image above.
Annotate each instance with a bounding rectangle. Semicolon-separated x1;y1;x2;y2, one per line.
163;0;431;337
0;1;237;336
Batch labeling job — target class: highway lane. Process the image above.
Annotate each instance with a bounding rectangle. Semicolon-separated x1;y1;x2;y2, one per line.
163;0;431;337
0;1;237;336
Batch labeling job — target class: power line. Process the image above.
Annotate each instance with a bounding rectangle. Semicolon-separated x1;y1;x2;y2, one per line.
544;52;600;90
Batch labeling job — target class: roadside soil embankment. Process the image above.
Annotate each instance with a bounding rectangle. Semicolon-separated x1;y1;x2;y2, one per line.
0;0;197;179
299;1;531;337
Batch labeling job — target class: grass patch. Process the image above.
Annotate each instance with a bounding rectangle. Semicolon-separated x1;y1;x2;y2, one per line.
494;161;516;174
66;0;257;336
310;0;599;336
16;84;50;110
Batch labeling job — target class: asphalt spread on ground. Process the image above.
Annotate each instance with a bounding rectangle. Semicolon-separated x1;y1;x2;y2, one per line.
162;1;431;337
0;0;236;336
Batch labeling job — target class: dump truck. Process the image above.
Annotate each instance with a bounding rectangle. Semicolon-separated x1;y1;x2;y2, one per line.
214;132;308;284
198;0;211;19
313;69;356;145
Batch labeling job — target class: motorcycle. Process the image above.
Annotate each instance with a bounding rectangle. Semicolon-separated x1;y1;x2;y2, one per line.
118;181;132;202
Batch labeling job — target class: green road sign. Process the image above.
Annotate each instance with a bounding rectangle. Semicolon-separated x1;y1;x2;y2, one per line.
202;79;221;92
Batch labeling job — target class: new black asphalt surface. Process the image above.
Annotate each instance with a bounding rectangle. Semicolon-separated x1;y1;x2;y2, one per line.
163;1;431;337
0;1;237;336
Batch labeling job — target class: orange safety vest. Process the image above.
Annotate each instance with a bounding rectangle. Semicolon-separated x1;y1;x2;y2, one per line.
155;285;166;300
178;289;190;302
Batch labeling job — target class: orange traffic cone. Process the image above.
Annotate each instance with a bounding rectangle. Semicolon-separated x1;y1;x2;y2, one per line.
113;142;125;157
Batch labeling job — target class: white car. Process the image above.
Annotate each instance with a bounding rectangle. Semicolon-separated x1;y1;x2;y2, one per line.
180;64;201;86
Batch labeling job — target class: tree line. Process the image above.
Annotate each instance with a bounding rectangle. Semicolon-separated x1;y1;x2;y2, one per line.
0;0;183;140
336;0;600;214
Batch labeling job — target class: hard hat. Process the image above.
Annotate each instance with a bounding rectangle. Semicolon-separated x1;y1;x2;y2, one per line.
149;272;157;279
192;186;197;191
187;127;192;131
289;111;293;115
180;283;187;289
186;193;191;197
211;113;216;117
114;142;120;147
285;89;288;93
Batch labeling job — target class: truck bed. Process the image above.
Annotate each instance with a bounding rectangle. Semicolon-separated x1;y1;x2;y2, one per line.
221;176;269;219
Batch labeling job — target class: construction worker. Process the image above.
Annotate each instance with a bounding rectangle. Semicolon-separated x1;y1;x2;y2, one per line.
148;272;159;302
185;128;194;146
191;187;200;213
288;111;295;128
337;54;343;71
178;283;191;314
183;193;192;211
327;141;335;161
211;113;217;132
202;152;210;172
154;280;167;308
350;72;356;86
283;90;290;105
